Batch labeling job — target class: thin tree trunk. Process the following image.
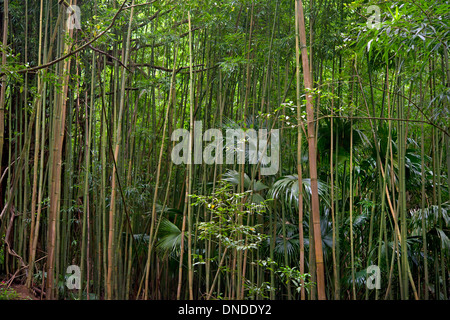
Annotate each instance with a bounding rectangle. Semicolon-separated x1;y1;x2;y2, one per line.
294;0;305;299
295;0;326;300
107;0;134;299
0;0;8;185
47;4;75;298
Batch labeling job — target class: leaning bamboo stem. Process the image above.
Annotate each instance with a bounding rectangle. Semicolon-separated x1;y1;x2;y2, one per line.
146;41;179;301
47;6;75;298
107;0;135;299
295;0;326;300
294;0;305;299
0;0;8;179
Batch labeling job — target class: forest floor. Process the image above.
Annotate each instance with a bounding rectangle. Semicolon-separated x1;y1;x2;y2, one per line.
10;284;39;300
0;280;40;300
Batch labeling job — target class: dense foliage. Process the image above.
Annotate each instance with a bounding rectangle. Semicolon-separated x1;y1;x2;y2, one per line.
0;0;448;300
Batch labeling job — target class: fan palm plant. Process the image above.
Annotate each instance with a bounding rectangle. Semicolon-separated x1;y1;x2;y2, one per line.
268;175;330;210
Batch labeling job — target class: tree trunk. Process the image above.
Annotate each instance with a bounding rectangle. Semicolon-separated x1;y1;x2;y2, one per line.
295;0;326;300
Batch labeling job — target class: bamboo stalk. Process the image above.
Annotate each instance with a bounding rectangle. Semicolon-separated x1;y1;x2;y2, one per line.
295;0;326;300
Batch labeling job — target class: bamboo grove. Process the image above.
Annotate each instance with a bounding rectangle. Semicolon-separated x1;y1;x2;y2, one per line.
0;0;449;300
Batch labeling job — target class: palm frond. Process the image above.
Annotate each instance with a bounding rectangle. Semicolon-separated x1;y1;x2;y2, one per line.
268;174;330;209
155;218;185;258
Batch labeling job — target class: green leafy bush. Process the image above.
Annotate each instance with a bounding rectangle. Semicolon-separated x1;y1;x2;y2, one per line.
0;286;21;300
